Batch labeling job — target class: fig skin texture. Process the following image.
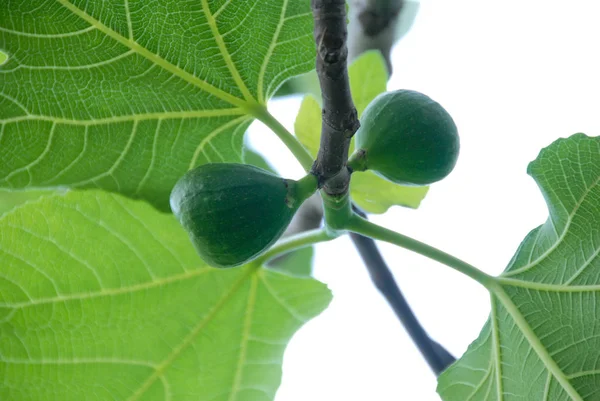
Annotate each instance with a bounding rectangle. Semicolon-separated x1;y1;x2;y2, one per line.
170;163;316;268
351;90;460;186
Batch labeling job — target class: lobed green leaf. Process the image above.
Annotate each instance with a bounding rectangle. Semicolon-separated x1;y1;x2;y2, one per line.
0;190;331;401
0;0;316;210
438;133;600;401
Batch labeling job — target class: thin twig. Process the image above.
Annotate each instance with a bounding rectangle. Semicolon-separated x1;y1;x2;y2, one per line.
350;208;456;375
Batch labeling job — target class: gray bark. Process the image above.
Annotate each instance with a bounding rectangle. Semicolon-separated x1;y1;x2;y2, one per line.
310;0;360;195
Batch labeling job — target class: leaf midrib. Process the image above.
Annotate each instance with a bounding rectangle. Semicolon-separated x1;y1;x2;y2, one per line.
127;265;260;401
227;274;258;401
490;294;504;400
0;268;214;309
200;0;255;103
1;109;245;125
502;173;600;278
497;277;600;292
56;0;253;111
491;285;584;401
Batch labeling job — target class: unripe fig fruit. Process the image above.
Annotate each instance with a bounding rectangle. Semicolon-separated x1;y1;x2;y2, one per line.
170;163;317;268
349;90;460;186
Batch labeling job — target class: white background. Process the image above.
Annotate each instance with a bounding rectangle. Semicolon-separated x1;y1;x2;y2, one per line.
249;1;600;399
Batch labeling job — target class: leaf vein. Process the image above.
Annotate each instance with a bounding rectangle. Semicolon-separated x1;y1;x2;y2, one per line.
0;267;212;309
257;0;289;102
502;173;600;277
0;357;156;368
0;92;31;116
0;108;245;125
4;220;105;288
55;0;247;108
563;244;600;285
134;119;161;195
43;125;88;185
199;0;255;103
491;294;504;401
1;122;57;185
0;50;135;72
110;193;188;269
259;274;307;323
67;120;139;189
188;115;250;169
228;274;258;401
493;286;583;400
126;266;259;401
123;0;134;40
0;25;96;38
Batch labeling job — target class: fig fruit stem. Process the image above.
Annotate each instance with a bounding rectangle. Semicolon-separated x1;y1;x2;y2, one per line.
293;174;319;204
252;228;338;266
257;107;315;172
345;214;496;288
347;149;368;172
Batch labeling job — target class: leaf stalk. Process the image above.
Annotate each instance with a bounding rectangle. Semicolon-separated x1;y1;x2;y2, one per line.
256;107;315;172
253;229;337;266
345;214;495;288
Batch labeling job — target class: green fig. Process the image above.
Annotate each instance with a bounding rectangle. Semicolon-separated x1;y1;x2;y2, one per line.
170;163;317;268
349;90;460;186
